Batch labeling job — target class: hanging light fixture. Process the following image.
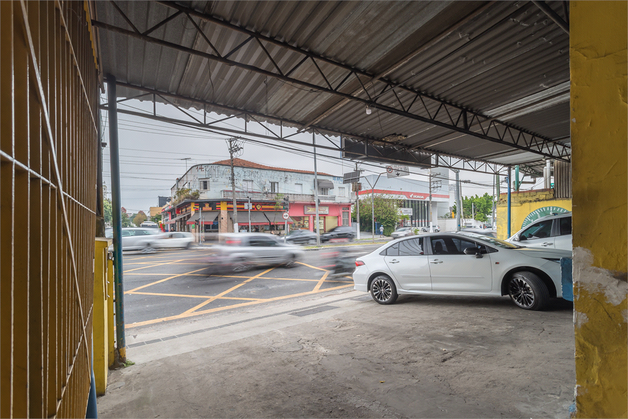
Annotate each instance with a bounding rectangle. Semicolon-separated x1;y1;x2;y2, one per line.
365;105;372;115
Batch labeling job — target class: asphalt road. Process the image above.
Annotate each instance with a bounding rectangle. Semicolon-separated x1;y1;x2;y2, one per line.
121;242;384;328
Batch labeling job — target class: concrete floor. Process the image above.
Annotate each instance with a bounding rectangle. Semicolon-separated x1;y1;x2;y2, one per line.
97;289;575;418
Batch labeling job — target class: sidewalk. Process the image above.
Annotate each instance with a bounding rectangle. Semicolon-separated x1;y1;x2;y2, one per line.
97;289;575;418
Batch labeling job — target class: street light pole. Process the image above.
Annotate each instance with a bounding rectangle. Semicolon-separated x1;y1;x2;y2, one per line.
362;172;385;242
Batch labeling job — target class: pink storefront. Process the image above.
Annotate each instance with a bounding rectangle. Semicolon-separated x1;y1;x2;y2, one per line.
288;202;352;233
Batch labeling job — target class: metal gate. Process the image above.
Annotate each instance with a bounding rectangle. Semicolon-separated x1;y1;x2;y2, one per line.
1;1;99;417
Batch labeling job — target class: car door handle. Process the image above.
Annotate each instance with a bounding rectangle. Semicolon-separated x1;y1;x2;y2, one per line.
430;260;443;264
389;259;400;264
541;242;552;246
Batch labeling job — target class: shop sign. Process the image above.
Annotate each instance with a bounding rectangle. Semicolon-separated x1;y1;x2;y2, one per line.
304;205;329;214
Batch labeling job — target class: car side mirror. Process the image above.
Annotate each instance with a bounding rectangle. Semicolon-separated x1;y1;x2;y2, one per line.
518;235;526;241
463;247;483;258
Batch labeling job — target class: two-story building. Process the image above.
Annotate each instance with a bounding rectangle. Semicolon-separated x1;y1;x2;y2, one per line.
162;158;353;234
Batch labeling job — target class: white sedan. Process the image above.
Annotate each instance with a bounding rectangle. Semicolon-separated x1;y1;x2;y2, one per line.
353;232;571;310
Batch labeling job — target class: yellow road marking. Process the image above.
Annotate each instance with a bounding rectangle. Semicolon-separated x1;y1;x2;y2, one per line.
127;291;264;302
125;267;208;293
124;260;186;273
313;271;330;292
295;261;329;272
126;283;353;328
182;267;276;315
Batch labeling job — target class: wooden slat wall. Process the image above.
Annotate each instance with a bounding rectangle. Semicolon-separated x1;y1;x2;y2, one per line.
0;1;99;417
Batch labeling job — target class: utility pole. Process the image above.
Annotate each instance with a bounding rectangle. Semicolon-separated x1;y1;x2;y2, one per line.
362;173;385;242
227;138;243;233
428;168;433;232
355;162;361;240
455;170;461;231
180;157;191;172
313;132;320;245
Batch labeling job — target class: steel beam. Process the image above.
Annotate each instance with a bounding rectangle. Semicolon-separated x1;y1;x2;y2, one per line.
91;16;571;162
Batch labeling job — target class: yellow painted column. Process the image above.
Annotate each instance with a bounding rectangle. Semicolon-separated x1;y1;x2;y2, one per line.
571;2;627;417
94;239;113;395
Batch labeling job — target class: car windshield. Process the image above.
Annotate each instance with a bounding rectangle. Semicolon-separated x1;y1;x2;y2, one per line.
395;227;409;231
457;232;522;249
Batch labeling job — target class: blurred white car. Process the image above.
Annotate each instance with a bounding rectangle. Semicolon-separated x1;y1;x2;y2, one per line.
105;227;165;252
353;232;571;310
506;212;572;251
391;227;414;239
159;232;195;249
214;233;304;272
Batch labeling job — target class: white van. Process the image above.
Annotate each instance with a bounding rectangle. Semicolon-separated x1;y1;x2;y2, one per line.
506;212;572;251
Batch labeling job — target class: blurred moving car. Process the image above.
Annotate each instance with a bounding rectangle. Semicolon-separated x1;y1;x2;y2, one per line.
159;232;195;249
213;233;304;272
506;212;572;251
285;229;318;245
320;226;355;242
353;232;571;310
391;227;414;239
105;227;165;252
321;248;359;276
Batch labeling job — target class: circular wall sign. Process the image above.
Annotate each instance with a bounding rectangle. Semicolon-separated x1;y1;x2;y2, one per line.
521;206;569;229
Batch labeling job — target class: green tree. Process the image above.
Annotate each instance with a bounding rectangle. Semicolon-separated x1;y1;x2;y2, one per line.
121;212;132;227
453;193;494;222
133;211;147;226
150;213;162;224
352;195;404;235
104;198;112;226
172;188;200;205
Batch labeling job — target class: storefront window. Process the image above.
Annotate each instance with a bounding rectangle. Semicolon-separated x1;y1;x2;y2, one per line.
292;216;309;229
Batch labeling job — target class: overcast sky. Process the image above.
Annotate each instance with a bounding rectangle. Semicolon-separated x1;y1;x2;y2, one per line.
100;97;534;214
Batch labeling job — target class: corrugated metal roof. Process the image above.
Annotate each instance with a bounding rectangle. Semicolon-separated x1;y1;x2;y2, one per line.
92;1;570;172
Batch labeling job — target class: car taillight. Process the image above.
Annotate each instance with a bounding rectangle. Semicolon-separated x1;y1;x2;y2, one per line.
355;260;365;267
225;239;241;246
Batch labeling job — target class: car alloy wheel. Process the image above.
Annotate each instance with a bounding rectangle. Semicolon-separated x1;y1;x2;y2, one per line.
508;271;549;310
284;254;297;268
370;275;398;305
232;259;248;273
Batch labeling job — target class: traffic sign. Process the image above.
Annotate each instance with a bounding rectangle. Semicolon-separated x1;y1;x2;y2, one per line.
343;170;361;184
282;212;290;220
386;165;410;178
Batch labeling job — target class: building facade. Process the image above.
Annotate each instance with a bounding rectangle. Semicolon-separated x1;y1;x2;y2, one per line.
162;158;352;234
358;168;450;229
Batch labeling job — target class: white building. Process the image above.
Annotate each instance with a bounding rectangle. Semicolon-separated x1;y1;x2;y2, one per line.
359;167;450;229
164;158;353;233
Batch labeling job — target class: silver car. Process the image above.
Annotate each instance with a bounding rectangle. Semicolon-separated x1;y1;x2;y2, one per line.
507;212;572;251
353;232;571;310
105;228;165;252
391;227;414;239
214;233;304;272
159;232;195;249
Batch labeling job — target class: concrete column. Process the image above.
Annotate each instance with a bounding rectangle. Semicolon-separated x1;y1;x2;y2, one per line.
219;202;230;234
571;3;627;417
